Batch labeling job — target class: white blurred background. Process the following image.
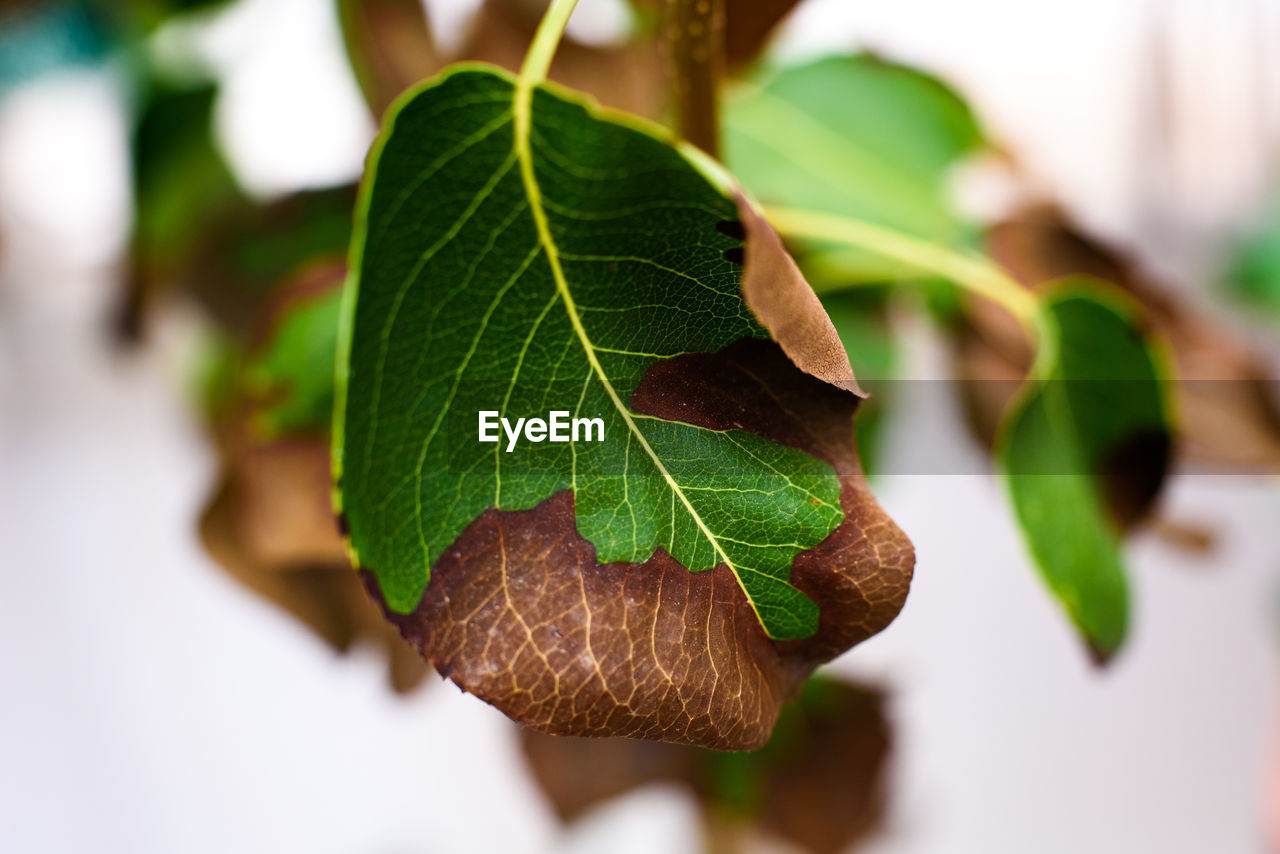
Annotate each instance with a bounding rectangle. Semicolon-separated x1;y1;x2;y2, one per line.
2;0;1279;852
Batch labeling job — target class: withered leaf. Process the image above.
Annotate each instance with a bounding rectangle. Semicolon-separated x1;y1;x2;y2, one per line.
737;195;863;395
521;675;891;854
374;338;911;748
200;439;428;695
338;66;911;746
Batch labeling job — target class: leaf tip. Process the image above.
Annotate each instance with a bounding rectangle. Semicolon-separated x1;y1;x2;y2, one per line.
734;194;866;398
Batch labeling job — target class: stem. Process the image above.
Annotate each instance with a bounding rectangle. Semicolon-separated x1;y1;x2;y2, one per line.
665;0;725;156
518;0;580;87
764;205;1042;333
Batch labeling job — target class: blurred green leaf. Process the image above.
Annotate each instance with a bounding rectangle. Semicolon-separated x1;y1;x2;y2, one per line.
112;0;234;33
1229;204;1280;317
245;280;344;439
211;187;355;296
998;282;1171;660
725;54;984;282
131;76;241;273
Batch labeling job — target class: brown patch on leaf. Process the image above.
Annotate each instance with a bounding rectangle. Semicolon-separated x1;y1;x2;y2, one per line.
737;196;864;397
376;339;912;749
521;676;891;854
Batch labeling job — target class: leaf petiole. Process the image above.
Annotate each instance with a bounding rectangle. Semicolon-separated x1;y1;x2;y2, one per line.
518;0;581;87
763;205;1045;345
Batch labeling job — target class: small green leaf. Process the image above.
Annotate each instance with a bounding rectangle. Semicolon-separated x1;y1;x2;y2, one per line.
724;54;984;281
998;282;1171;659
336;66;851;640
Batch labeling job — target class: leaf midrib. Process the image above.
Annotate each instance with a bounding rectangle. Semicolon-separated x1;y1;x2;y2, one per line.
511;79;771;630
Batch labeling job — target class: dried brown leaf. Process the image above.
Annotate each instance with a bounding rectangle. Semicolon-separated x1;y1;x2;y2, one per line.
197;273;429;694
521;676;891;854
738;196;863;395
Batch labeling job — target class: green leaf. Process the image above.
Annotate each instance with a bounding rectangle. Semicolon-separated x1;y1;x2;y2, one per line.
724;54;984;281
998;282;1171;659
336;66;849;641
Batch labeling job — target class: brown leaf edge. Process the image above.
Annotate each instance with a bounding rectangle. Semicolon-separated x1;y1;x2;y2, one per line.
521;675;891;854
736;194;864;396
362;209;912;749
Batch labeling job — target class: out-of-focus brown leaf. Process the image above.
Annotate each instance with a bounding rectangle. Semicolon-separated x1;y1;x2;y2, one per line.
375;338;913;749
201;460;428;695
338;0;438;119
722;0;803;69
962;204;1280;478
1146;517;1216;554
198;271;428;694
185;186;356;337
522;676;891;854
460;0;665;118
230;438;346;567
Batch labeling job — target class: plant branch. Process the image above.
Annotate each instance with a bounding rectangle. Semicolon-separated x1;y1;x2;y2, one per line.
665;0;725;156
336;0;437;118
764;205;1043;334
